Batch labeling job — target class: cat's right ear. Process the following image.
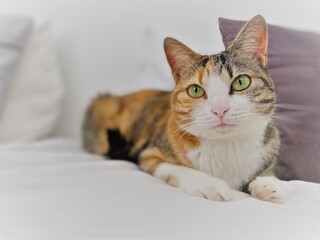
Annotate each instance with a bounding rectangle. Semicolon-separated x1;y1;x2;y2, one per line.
227;15;268;67
164;37;200;83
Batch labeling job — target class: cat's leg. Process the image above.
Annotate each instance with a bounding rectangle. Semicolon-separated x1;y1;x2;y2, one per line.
248;175;287;204
139;147;232;201
82;94;121;155
248;123;286;203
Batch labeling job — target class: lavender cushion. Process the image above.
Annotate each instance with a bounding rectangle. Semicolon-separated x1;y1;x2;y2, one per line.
219;18;320;183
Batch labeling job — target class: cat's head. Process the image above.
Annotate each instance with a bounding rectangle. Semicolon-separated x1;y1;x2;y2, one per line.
164;15;275;140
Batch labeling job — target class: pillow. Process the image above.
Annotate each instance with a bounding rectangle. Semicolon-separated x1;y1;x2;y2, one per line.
219;18;320;183
134;27;174;92
0;21;64;143
0;15;32;114
134;26;215;92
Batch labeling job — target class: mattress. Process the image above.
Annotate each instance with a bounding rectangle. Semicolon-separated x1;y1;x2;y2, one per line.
0;139;319;240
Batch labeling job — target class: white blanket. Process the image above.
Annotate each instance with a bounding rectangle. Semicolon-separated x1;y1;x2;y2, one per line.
0;139;319;240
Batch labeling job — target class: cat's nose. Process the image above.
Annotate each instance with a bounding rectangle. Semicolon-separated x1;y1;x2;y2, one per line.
212;106;230;118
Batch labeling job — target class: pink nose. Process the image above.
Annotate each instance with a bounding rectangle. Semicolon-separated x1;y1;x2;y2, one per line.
212;107;230;118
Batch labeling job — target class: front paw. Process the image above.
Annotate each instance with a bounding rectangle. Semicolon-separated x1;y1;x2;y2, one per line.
249;176;287;204
179;173;232;202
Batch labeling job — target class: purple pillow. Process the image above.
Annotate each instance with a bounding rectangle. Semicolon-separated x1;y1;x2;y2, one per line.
219;18;320;183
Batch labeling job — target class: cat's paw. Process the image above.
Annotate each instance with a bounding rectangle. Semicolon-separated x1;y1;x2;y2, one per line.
154;163;232;202
178;172;232;202
249;176;287;204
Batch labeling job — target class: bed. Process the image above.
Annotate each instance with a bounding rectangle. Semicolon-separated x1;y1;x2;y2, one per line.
0;139;319;240
0;1;320;239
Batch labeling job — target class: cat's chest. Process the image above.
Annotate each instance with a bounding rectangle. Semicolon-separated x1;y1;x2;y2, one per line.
187;138;264;189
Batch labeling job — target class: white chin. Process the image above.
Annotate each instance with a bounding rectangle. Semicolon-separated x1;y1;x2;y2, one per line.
201;127;238;140
187;125;239;140
197;119;269;141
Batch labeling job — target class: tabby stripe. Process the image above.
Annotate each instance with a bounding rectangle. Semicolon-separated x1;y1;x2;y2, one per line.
194;55;209;72
152;125;175;157
261;153;277;170
213;55;218;62
200;55;209;67
263;123;277;145
219;64;223;74
259;157;276;176
259;77;274;91
172;97;185;106
225;63;233;78
173;110;189;115
254;98;275;104
132;92;169;141
219;53;226;65
252;92;261;97
258;105;274;114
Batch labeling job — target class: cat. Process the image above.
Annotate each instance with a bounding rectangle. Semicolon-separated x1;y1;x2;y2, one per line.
83;15;287;203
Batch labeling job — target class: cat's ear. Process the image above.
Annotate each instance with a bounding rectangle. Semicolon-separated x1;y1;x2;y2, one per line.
164;37;200;82
228;15;268;67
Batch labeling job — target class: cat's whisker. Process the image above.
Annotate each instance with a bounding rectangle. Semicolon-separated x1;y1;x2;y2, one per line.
174;126;198;141
230;113;251;118
276;103;320;113
230;111;250;116
271;114;299;126
275;111;312;118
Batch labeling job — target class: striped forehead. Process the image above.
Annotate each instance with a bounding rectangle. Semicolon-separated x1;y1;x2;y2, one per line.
213;52;234;79
195;53;235;81
196;53;234;95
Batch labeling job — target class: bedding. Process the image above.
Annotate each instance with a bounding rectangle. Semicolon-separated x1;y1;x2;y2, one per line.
0;139;319;240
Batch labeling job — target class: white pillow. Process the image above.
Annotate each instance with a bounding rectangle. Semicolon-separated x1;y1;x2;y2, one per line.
134;26;216;91
0;15;31;114
0;21;64;143
134;27;174;91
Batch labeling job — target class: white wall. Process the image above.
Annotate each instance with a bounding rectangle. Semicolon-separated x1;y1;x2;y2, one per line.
1;0;319;138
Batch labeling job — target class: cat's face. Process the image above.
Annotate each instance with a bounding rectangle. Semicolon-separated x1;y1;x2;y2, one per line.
165;15;275;140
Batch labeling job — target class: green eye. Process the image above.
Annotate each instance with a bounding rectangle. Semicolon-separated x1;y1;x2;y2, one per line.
187;84;205;98
232;75;251;91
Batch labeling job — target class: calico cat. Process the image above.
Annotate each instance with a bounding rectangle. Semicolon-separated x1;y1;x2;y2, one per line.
83;15;287;203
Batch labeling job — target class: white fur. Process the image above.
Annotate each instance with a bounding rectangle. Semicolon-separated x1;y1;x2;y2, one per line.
185;75;269;190
188;135;265;190
249;176;287;204
154;163;232;201
183;75;268;140
155;75;277;202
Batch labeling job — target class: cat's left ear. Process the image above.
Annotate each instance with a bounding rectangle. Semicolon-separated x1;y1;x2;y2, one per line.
227;15;268;67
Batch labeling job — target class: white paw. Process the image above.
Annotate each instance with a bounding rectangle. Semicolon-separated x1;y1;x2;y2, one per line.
249;176;287;204
178;172;232;202
154;163;232;202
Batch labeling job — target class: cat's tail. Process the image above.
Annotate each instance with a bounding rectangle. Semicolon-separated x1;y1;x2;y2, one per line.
82;93;121;155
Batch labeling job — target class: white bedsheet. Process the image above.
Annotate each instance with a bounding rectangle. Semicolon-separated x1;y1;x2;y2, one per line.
0;139;319;240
